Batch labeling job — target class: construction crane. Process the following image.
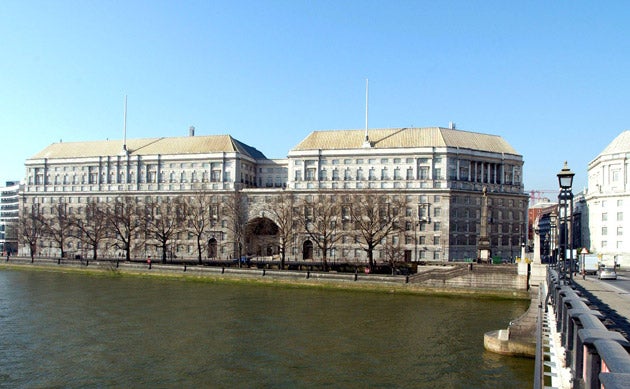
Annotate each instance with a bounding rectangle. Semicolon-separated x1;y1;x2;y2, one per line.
529;190;559;205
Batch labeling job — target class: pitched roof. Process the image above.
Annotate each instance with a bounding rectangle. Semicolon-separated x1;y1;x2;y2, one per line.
29;135;267;160
599;130;630;156
291;127;519;155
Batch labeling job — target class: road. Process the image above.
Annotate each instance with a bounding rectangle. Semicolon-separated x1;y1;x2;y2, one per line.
573;269;630;339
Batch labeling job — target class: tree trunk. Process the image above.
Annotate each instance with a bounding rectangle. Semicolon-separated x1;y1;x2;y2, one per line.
161;242;167;263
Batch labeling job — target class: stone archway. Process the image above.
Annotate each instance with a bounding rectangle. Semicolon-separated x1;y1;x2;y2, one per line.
302;240;313;260
245;217;280;258
208;237;218;259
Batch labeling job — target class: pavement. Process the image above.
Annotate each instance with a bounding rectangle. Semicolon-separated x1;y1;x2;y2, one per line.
572;269;630;340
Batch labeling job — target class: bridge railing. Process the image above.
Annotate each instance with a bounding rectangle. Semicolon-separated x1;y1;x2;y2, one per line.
546;267;630;388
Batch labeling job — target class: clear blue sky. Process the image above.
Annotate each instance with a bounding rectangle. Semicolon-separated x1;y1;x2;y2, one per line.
2;0;629;194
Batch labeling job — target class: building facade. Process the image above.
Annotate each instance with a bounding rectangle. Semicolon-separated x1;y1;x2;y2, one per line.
0;181;20;255
585;130;630;267
19;127;528;264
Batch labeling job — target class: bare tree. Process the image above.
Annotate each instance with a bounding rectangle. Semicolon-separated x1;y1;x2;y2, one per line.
145;196;186;263
350;192;403;271
106;196;143;261
222;189;248;266
265;192;295;269
73;200;110;260
42;200;74;259
382;232;406;275
184;192;214;264
297;193;342;271
17;203;45;260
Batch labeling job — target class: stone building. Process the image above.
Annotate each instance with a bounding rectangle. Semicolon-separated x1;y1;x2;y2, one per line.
585;130;630;267
20;126;527;263
0;181;20;255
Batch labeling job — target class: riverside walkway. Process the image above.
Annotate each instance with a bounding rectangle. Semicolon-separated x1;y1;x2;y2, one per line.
536;267;630;389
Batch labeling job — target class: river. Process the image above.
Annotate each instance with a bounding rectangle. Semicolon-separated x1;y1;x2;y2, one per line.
0;269;532;388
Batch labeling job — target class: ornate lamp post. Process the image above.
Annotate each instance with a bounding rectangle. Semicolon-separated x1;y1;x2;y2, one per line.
557;161;575;283
549;211;557;265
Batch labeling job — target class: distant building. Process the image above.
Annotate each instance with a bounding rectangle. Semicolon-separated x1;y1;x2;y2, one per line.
585;130;630;267
20;126;527;263
1;181;20;255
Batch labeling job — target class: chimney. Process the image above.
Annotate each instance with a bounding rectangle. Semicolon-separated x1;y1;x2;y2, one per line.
449;121;456;129
189;126;195;136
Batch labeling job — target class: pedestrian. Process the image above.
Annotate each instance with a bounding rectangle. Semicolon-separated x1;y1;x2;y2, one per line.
147;255;152;269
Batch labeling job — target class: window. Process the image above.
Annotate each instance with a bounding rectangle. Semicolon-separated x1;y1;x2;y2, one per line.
305;168;316;181
433;236;440;245
617;212;623;221
332;169;339;181
602;213;608;221
618;199;624;207
617;226;623;236
602;227;608;236
369;168;376;180
406;168;413;180
418;166;429;180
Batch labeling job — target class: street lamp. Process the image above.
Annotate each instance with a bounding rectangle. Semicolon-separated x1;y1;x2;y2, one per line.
557;161;575;283
549;211;557;264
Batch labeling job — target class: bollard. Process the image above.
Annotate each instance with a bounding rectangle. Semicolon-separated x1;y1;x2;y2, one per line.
58;258;61;265
405;275;409;283
221;267;225;274
262;269;266;276
184;264;187;272
116;260;119;268
354;273;358;281
306;271;310;279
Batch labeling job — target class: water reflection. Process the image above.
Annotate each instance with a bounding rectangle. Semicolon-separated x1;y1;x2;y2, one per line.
0;270;532;388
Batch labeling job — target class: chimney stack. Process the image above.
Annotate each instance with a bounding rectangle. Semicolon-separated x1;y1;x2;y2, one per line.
189;126;195;136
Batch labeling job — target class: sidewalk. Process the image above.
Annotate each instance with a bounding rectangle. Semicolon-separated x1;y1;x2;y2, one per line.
572;273;630;340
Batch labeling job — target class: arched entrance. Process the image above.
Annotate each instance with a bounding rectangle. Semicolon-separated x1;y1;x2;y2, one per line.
208;238;218;258
302;240;313;260
245;217;280;258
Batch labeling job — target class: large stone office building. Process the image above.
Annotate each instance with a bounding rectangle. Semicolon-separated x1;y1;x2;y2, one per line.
20;126;527;263
585;130;630;267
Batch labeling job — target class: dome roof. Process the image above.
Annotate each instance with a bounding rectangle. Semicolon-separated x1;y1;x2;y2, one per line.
599;130;630;156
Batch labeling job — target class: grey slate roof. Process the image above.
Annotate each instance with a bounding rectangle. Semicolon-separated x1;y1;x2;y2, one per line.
29;135;267;160
291;127;519;155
